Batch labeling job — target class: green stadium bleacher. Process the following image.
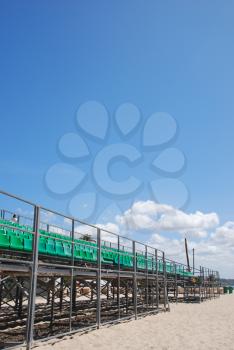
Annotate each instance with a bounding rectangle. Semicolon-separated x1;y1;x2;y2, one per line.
0;219;194;277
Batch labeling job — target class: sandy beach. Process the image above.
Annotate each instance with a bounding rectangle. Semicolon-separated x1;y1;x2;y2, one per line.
34;295;234;350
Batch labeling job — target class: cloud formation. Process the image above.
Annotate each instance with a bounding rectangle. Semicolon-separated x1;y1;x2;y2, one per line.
115;201;232;277
116;201;219;238
68;200;233;278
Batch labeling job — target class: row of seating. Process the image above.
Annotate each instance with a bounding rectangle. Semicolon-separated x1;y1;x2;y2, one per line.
0;219;193;276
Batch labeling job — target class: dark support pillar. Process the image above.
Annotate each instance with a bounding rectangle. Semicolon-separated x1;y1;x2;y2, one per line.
145;246;148;312
163;252;169;311
192;248;195;275
133;241;137;320
175;262;178;304
112;281;115;300
0;275;2;309
72;278;76;310
26;205;40;350
47;289;50;305
69;218;75;332
15;281;20;310
155;249;159;309
125;283;129;314
59;277;64;313
96;228;101;328
183;266;185;302
91;283;94;301
50;278;55;330
106;282;109;300
18;279;23;318
117;235;120;319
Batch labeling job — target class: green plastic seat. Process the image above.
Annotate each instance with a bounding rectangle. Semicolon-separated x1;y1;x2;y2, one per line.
39;239;47;254
55;241;65;257
74;245;83;259
6;230;17;238
0;232;9;248
115;254;125;265
125;255;133;268
24;237;33;251
92;247;97;261
10;236;24;250
83;246;94;261
63;242;71;257
46;238;56;255
17;230;25;237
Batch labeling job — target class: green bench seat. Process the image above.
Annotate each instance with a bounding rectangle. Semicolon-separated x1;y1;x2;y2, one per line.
0;232;9;248
10;236;24;250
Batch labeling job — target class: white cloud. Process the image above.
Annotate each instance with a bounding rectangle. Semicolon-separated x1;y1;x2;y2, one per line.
147;224;234;278
97;222;120;235
148;233;185;260
211;221;234;246
114;200;234;277
116;200;219;238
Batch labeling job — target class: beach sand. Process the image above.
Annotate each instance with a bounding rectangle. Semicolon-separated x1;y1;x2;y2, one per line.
35;295;234;350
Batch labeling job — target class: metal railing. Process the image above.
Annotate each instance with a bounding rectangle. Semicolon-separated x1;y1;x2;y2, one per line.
0;189;220;349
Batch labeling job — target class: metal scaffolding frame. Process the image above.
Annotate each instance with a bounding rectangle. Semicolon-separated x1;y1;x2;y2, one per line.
0;190;220;349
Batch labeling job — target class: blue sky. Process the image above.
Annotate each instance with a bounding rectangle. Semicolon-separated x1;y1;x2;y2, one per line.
1;1;234;275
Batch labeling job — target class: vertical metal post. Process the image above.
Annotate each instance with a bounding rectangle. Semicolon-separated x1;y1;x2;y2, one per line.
192;248;195;275
184;238;190;272
199;266;202;303
15;281;20;310
112;281;114;300
212;270;215;298
218;271;220;297
96;228;101;328
145;245;148;312
69;219;75;332
183;265;185;302
117;235;120;319
203;267;205;300
106;282;109;300
207;268;209;299
175;262;178;303
163;252;169;311
18;278;23;318
0;278;2;308
202;267;204;301
125;283;129;313
50;278;55;330
26;205;40;350
59;277;64;312
47;289;50;305
155;249;159;309
152;254;155;309
133;241;137;320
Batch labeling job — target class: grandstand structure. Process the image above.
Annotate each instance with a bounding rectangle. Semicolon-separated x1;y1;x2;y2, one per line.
0;190;220;349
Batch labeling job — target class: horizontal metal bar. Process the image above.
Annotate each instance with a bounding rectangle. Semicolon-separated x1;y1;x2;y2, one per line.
0;189;36;207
